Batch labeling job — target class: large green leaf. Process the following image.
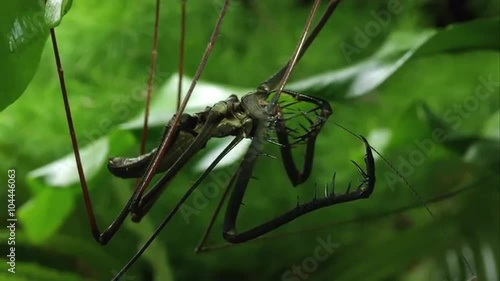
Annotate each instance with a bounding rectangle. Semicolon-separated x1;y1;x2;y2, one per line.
17;187;75;244
20;130;135;243
290;18;500;99
0;0;72;111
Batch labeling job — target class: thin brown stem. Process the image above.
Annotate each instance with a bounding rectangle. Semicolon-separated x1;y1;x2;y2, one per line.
140;0;161;155
266;0;322;114
177;0;187;110
50;28;99;238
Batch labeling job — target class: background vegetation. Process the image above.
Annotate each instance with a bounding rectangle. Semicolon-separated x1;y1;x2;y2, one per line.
1;0;499;280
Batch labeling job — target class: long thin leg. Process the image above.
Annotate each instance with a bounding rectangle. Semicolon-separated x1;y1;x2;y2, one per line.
222;130;375;244
265;0;323;112
195;165;239;253
274;90;332;186
53;23;227;244
107;0;231;228
114;135;244;280
49;0;174;246
177;0;187;111
140;0;161;155
130;0;231;208
258;0;343;92
50;28;133;245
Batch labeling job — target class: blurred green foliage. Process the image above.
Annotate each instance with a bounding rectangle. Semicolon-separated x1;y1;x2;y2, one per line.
0;1;499;281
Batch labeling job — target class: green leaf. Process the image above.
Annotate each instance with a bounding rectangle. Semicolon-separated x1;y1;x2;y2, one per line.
0;0;49;111
290;18;500;99
482;110;500;140
19;131;135;244
45;0;73;27
389;102;436;146
27;137;110;188
18;187;75;244
26;130;136;189
440;136;483;156
412;17;500;56
463;139;500;172
119;73;249;130
414;102;453;136
107;129;139;157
